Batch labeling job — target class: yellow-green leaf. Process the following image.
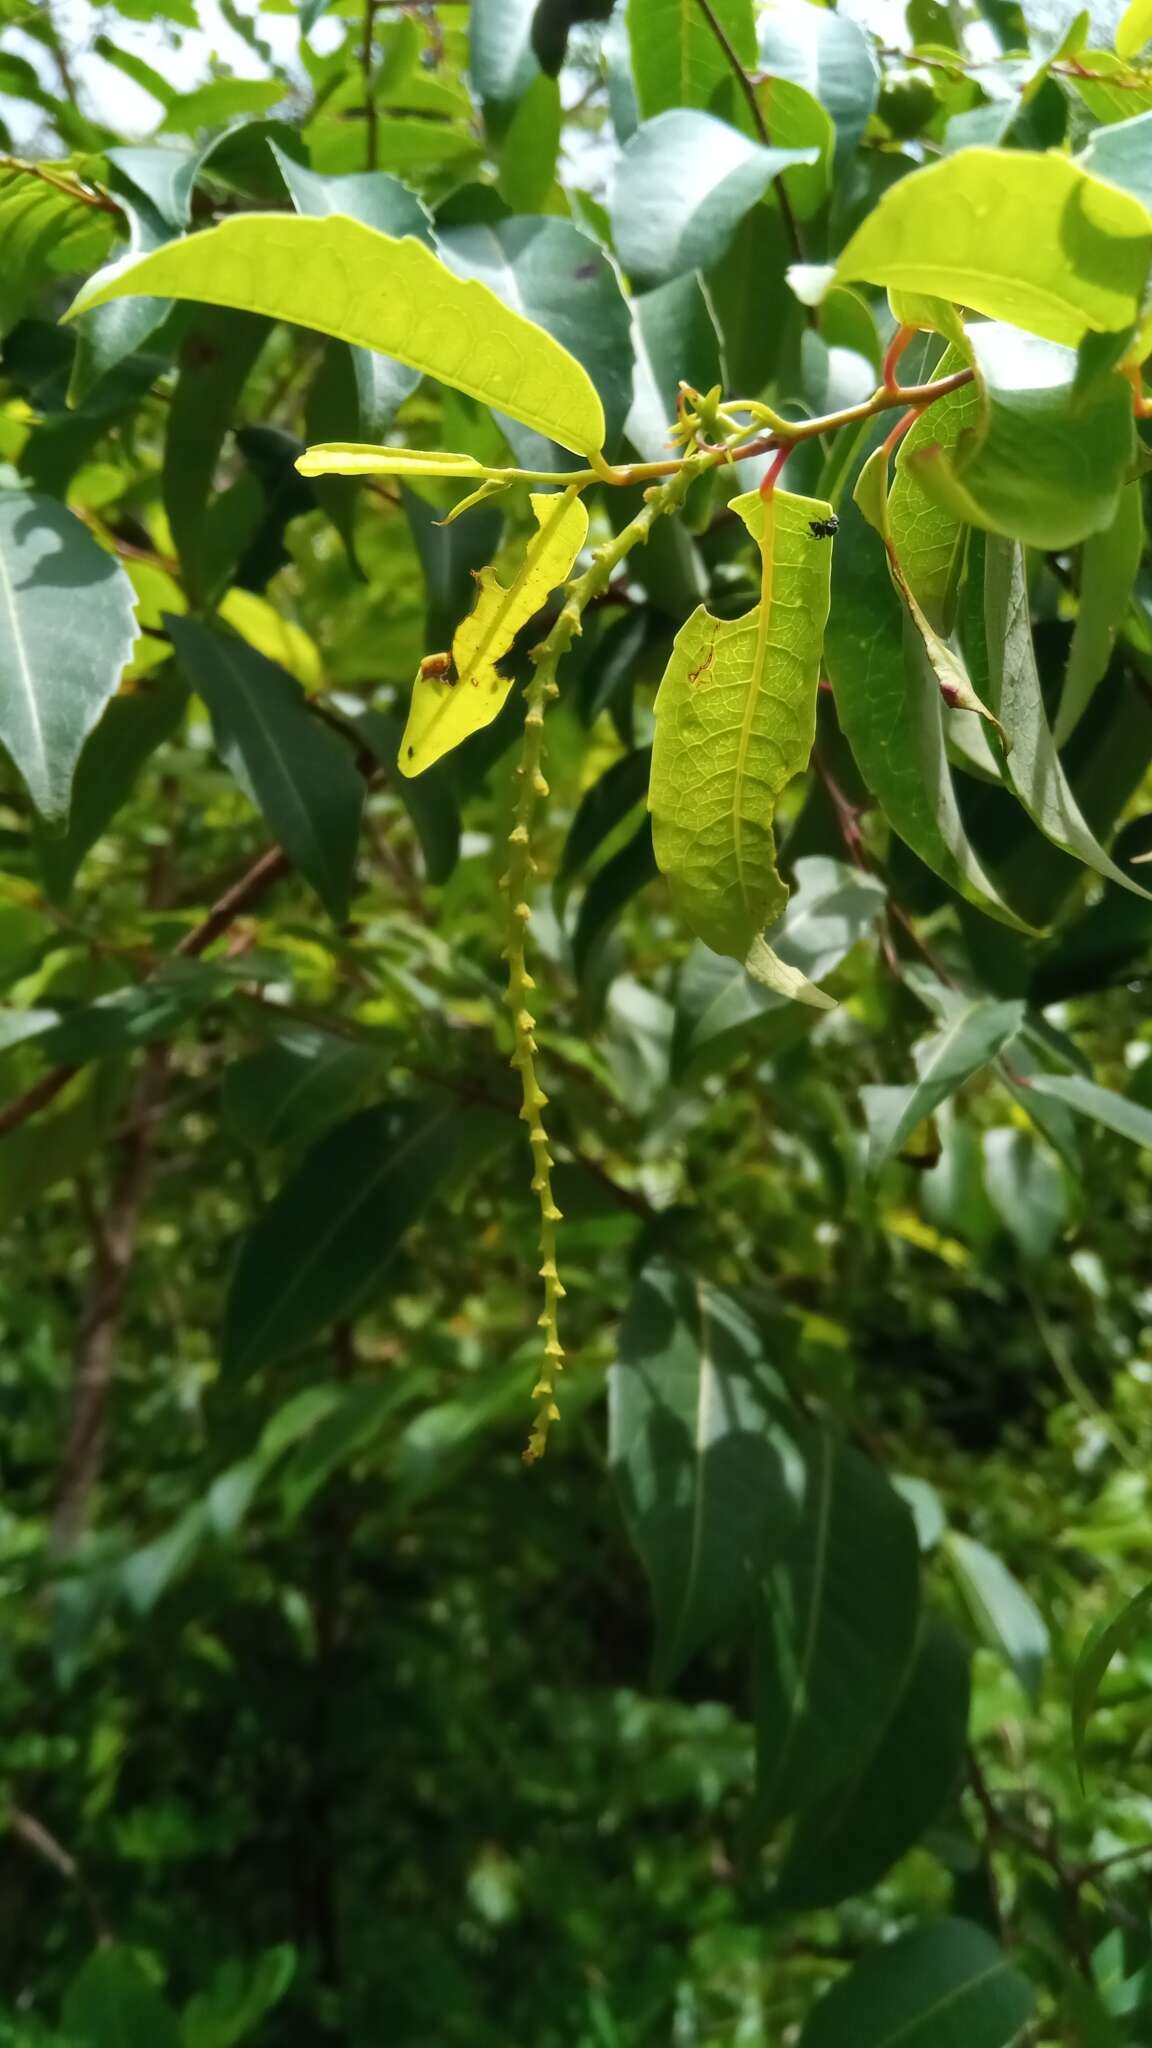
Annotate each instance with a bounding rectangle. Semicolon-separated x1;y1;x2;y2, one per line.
399;488;588;777
297;445;492;482
1117;0;1152;58
66;214;607;460
648;488;832;970
835;148;1152;346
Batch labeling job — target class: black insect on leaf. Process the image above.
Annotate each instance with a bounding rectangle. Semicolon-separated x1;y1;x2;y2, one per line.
809;516;840;540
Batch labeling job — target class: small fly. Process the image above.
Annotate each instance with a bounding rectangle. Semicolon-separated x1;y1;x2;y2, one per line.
808;516;839;540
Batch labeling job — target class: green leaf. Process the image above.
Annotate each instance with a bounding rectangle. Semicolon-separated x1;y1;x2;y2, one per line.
358;707;462;887
167;616;363;922
824;449;1031;930
756;75;836;221
610;110;818;287
753;1433;921;1828
436;216;634;462
910;324;1133;550
498;74;561;211
572;820;659;983
163;306;270;600
776;1618;971;1910
224;1099;459;1375
157;77;287;134
862;998;1025;1172
222;1027;384;1151
834;148;1152;346
888;353;986;625
982;1128;1068;1262
648;487;832;969
758;2;879;160
279;1380;421;1521
799;1919;1035;2048
0;490;139;824
1078;108;1152;208
1116;0;1152;58
270;143;434;440
181;1946;296;2048
470;0;539;103
0;162;114;336
555;747;651;909
608;1260;795;1687
63;1948;182;2048
1057;482;1143;743
400;488;587;776
1024;1070;1152;1148
626;275;723;464
979;534;1148;898
671;857;886;1076
66;213;608;461
34;674;185;902
626;0;756;119
945;1530;1050;1701
1072;1580;1152;1781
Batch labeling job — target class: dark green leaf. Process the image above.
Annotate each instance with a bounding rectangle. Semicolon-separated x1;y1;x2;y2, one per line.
224;1099;459;1375
1072;1580;1152;1781
0;490;138;824
437;216;633;462
627;0;756;120
163;307;270;601
34;675;186;902
861;998;1025;1172
167;617;363;923
753;1434;921;1828
609;1260;795;1687
1025;1070;1152;1148
759;2;879;160
777;1619;971;1910
471;0;539;104
799;1919;1034;2048
572;818;657;982
945;1530;1050;1701
610;111;817;287
498;75;561;211
555;748;651;909
824;454;1031;930
63;1948;183;2048
1057;482;1143;744
626;274;723;463
222;1026;384;1151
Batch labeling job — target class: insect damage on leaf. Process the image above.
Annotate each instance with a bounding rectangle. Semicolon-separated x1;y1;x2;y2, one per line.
399;489;589;777
648;487;834;1002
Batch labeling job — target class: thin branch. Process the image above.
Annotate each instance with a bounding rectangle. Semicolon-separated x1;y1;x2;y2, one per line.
694;0;805;268
0;847;291;1147
361;0;380;170
8;1805;110;1942
0;154;121;218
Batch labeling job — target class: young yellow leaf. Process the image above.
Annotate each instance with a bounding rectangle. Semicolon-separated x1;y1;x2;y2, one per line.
65;215;607;460
297;445;491;481
399;489;588;778
648;488;833;971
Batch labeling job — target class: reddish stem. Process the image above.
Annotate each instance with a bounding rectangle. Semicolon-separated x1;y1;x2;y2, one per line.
882;323;917;394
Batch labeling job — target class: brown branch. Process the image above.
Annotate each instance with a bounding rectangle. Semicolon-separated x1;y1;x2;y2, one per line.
695;0;805;268
362;0;380;169
50;1045;168;1555
0;846;292;1148
8;1805;110;1942
0;154;120;218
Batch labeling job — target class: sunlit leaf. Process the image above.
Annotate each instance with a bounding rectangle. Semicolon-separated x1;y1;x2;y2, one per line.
399;488;588;776
66;213;608;460
945;1530;1050;1701
648;488;833;983
834;148;1152;346
1057;482;1143;743
610;110;818;287
861;998;1025;1172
